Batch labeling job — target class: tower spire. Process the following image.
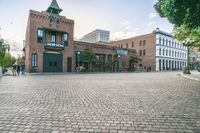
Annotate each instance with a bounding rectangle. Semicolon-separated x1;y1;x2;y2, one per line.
46;0;63;14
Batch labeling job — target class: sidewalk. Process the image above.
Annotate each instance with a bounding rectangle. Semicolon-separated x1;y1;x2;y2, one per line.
180;70;200;82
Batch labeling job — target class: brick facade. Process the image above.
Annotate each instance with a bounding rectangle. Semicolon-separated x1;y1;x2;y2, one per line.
25;10;75;72
74;41;136;72
110;33;156;71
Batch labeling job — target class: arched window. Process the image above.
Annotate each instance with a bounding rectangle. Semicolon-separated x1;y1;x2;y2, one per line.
169;40;171;47
163;38;165;45
159;37;161;44
163;48;165;56
159;48;161;55
166;49;168;56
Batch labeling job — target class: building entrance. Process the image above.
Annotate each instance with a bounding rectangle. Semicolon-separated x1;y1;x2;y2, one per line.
43;52;63;72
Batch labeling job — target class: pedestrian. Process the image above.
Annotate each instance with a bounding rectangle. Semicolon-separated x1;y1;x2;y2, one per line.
12;65;17;76
17;65;20;76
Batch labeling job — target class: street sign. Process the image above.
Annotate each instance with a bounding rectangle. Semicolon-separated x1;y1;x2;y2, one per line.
116;49;128;56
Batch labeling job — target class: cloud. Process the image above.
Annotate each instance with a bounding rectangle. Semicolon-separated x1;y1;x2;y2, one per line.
149;12;157;19
121;21;131;26
111;31;137;41
146;21;156;26
125;26;133;30
134;28;140;31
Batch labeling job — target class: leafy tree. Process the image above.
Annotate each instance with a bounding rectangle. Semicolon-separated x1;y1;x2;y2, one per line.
0;39;16;68
2;53;16;68
0;39;6;66
155;0;200;46
83;47;96;62
129;56;141;71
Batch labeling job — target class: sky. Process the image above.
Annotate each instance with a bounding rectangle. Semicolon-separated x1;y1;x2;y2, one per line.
0;0;174;57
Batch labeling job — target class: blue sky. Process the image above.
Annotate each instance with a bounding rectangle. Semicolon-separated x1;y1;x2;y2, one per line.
0;0;174;57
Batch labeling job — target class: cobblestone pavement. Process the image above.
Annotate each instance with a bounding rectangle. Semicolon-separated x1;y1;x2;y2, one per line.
0;72;200;133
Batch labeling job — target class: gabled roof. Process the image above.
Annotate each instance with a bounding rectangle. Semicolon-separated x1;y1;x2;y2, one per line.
46;0;63;14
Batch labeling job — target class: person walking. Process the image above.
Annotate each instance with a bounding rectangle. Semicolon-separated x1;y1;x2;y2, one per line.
12;65;17;76
17;65;20;76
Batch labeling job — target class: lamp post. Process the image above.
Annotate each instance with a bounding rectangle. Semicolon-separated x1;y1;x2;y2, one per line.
77;51;80;72
118;54;121;72
182;38;195;74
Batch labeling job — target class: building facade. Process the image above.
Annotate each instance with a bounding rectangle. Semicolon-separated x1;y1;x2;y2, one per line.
80;29;110;43
25;0;75;73
74;41;137;72
110;28;188;71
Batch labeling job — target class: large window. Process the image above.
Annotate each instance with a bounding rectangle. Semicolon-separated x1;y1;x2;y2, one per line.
37;29;43;43
163;49;165;56
63;33;68;46
159;37;161;44
163;38;165;45
132;42;134;48
31;53;37;67
140;41;142;46
126;43;128;48
143;49;146;56
143;40;146;46
159;48;161;55
51;33;56;43
140;50;142;56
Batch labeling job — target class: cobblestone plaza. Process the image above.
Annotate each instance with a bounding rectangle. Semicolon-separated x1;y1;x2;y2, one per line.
0;72;200;133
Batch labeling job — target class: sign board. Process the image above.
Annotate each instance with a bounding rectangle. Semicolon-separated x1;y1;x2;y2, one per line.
116;49;128;56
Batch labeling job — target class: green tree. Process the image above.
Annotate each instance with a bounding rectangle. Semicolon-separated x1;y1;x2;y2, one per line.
83;47;96;62
155;0;200;46
0;39;6;66
2;53;16;68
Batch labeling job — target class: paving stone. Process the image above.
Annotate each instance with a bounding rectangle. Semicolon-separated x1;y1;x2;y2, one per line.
0;72;199;132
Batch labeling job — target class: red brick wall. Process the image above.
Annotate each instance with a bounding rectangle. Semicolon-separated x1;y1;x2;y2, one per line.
25;10;75;72
110;33;157;71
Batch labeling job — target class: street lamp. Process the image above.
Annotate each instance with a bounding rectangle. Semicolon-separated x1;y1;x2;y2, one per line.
182;38;195;74
77;51;80;72
118;54;121;72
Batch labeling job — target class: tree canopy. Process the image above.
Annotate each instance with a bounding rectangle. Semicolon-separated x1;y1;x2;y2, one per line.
155;0;200;46
82;47;96;62
0;39;6;66
0;39;16;68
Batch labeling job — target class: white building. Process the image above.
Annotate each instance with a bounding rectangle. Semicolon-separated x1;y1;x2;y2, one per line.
80;29;110;43
155;28;188;71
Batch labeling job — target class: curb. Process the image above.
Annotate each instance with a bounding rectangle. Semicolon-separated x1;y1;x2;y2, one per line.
179;73;200;82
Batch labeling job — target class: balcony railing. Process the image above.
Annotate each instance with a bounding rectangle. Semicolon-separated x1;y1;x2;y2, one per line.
44;42;65;51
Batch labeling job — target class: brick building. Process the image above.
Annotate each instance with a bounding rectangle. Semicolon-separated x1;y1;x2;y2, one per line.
25;0;137;73
110;28;188;71
74;41;136;72
25;0;75;72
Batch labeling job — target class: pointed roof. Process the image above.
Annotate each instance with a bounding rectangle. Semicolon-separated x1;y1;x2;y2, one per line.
47;0;63;14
